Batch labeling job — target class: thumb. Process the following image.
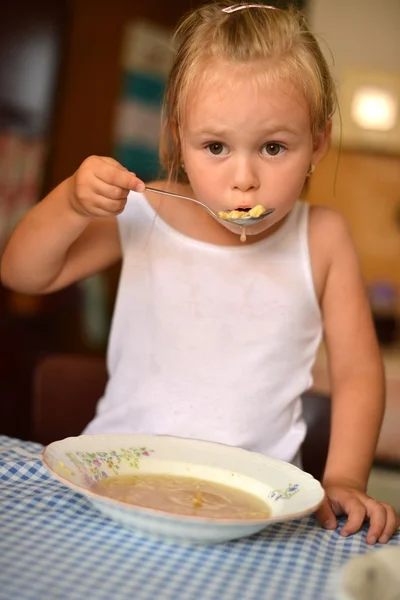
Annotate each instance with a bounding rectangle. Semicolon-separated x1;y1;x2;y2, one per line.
315;494;337;530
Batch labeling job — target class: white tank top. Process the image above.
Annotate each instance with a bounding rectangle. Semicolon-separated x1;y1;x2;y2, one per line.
84;192;322;464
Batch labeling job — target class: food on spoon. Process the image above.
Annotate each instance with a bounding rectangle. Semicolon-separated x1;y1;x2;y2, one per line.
217;205;267;220
248;205;267;218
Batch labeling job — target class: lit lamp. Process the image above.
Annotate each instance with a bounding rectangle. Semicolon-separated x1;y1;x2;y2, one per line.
351;86;398;132
332;70;400;152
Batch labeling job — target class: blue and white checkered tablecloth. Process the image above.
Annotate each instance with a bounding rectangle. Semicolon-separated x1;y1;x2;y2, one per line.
1;436;399;600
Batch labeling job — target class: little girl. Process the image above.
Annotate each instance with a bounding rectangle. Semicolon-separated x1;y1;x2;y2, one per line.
1;2;399;543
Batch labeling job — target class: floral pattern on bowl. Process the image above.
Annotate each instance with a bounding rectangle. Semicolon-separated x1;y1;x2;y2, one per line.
268;483;300;502
66;447;154;482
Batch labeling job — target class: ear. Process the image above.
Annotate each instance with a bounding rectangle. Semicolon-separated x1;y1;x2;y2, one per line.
312;120;332;166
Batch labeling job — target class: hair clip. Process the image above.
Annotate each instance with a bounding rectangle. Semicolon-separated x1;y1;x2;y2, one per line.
222;4;278;13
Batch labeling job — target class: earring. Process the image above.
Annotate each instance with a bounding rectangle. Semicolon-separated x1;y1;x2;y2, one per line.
180;163;186;172
307;164;315;177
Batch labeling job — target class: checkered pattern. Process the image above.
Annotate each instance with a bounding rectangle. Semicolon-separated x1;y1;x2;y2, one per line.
1;436;399;600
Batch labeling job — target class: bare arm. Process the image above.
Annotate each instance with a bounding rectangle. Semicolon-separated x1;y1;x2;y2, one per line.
309;207;398;544
319;210;384;490
0;156;143;294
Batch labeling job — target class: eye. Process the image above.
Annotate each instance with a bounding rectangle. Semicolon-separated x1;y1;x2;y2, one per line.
206;143;227;156
261;143;285;157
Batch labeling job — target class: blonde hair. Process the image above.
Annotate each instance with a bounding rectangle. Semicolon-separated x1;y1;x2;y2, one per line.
160;1;336;183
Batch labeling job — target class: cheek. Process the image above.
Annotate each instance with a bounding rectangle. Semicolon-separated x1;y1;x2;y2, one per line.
185;161;224;202
184;154;205;183
187;172;210;197
270;165;308;199
186;156;213;180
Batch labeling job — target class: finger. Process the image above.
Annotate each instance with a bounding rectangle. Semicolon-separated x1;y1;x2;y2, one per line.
100;157;144;190
92;179;130;202
91;195;128;216
364;501;388;545
340;499;367;537
377;504;400;544
94;163;143;191
82;155;130;175
315;495;337;530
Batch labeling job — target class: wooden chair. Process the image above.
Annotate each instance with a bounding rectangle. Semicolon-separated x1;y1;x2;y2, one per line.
32;353;331;480
32;353;108;446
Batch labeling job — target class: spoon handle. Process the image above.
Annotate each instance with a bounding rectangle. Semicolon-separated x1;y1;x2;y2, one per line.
145;186;197;204
145;186;216;218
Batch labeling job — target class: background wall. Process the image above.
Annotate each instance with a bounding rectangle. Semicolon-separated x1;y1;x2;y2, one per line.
308;0;400;76
307;0;400;302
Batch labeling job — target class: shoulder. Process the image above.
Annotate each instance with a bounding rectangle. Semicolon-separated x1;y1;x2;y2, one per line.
308;204;351;238
308;204;354;258
306;204;358;301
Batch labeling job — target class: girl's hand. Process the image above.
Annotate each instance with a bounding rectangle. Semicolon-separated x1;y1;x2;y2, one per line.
316;483;400;544
70;156;145;218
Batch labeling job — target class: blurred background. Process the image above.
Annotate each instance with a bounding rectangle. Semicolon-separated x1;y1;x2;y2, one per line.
0;0;399;507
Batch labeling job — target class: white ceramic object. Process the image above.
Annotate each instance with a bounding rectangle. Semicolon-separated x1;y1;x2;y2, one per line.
42;434;324;545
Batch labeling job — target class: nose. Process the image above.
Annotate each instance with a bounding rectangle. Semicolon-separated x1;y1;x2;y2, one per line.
232;156;260;192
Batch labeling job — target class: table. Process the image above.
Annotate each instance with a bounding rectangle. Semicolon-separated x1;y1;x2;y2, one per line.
1;435;399;600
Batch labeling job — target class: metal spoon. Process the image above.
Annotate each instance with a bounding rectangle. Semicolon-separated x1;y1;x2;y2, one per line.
145;186;275;226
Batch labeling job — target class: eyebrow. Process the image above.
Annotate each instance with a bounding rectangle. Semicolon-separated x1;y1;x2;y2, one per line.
190;126;302;137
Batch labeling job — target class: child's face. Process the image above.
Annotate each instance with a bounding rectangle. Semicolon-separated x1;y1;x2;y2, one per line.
180;60;329;236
